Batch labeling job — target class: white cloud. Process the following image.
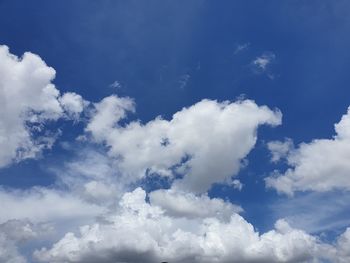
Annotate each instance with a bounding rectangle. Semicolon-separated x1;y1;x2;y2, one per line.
230;179;244;191
0;45;86;168
334;228;350;263
149;189;242;220
252;52;276;71
59;92;87;120
55;148;127;205
267;138;294;163
34;188;331;263
266;107;350;195
86;96;282;193
0;187;105;224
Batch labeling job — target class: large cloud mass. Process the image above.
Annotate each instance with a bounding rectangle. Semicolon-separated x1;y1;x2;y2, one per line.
34;188;330;263
0;45;85;168
86;96;282;193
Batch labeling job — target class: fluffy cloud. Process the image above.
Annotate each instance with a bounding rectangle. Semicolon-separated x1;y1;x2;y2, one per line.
34;187;330;263
86;96;282;193
266;107;350;195
0;45;85;168
334;228;350;263
149;189;242;220
59;92;87;120
267;138;294;163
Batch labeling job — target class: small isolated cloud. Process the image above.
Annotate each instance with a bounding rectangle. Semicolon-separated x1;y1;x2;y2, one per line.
109;80;122;89
267;138;294;163
251;52;276;78
234;42;250;54
231;179;244;191
179;73;190;89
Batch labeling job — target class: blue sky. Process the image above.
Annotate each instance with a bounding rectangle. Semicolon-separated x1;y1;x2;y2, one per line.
1;1;350;262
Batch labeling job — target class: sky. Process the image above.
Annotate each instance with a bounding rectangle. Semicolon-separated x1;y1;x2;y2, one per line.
1;0;350;262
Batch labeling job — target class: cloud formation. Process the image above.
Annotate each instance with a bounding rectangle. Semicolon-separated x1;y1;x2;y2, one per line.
1;44;349;263
34;188;330;263
0;45;85;168
266;107;350;195
86;96;282;193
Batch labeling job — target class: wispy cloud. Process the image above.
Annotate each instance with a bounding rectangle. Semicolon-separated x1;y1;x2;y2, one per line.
234;42;250;54
109;80;122;89
251;52;276;79
178;73;190;89
252;52;276;71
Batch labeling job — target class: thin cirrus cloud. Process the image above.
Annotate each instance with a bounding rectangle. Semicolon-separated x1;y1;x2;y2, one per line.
1;44;350;263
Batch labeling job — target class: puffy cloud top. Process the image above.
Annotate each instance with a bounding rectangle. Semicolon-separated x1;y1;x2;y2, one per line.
0;45;86;168
86;96;282;193
34;188;329;263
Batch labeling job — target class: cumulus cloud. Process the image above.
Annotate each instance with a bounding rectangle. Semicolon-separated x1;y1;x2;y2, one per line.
86;96;282;193
0;45;86;168
59;92;87;120
34;188;330;263
149;189;242;220
266;107;350;195
334;228;350;263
